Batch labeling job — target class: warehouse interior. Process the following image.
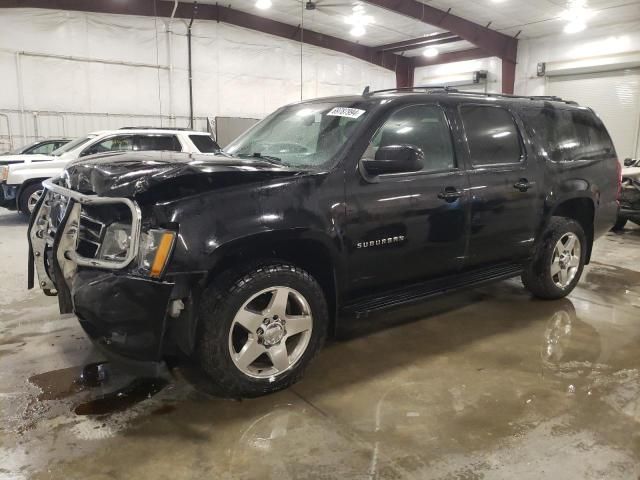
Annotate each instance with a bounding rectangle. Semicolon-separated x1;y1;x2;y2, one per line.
1;0;640;479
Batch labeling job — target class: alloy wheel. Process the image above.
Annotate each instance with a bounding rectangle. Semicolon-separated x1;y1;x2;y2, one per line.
27;189;43;213
550;232;581;289
228;286;313;379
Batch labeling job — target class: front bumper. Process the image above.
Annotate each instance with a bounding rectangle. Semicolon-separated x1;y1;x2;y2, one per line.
0;182;16;209
619;207;640;223
28;179;174;361
73;270;174;361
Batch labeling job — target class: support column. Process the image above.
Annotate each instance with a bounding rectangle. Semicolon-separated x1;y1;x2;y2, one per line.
502;59;516;94
395;57;414;89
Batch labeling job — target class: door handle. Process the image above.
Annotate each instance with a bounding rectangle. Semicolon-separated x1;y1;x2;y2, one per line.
513;179;532;192
437;187;462;202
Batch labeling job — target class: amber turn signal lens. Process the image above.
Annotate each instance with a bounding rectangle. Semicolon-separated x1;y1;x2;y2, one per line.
150;232;176;278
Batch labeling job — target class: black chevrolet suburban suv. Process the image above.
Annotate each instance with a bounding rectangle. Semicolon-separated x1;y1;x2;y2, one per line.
28;88;620;397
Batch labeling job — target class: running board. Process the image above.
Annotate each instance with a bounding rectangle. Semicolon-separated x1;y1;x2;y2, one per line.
342;263;523;318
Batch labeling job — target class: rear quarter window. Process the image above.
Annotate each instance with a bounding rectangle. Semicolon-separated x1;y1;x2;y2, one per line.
521;107;614;162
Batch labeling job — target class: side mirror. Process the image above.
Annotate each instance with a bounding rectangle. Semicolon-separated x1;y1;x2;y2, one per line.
623;158;635;167
362;145;424;176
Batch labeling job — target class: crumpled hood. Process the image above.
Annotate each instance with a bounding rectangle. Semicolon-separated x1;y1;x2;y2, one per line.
61;150;306;197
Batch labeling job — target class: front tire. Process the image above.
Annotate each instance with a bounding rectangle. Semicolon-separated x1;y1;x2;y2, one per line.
18;182;43;215
196;262;328;398
522;217;586;300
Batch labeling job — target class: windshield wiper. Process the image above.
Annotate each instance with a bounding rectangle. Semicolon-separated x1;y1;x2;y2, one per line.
238;153;284;165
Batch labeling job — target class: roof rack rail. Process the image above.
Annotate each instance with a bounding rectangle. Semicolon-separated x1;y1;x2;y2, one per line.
118;126;197;131
452;90;579;105
363;86;459;96
362;85;578;105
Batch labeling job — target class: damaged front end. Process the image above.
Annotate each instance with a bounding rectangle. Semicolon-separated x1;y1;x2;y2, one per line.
619;165;640;224
28;178;180;361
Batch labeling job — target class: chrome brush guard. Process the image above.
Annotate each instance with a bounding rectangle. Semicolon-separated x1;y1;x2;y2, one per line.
29;178;142;294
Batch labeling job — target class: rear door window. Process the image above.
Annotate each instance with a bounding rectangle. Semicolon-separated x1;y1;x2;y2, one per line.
189;135;220;153
135;135;182;152
460;105;523;166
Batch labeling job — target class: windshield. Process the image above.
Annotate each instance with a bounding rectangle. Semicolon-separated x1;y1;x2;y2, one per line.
225;102;369;169
7;142;35;155
52;135;96;156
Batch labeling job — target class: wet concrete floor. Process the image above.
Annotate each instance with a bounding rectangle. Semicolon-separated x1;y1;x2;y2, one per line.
1;208;640;479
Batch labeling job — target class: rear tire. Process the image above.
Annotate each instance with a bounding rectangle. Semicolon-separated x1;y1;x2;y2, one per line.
611;217;627;232
522;217;586;300
195;262;328;398
18;182;43;215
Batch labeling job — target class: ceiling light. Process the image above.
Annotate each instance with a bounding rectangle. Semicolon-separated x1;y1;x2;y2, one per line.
560;0;593;34
350;25;366;37
345;5;374;38
564;20;586;33
255;0;272;10
423;47;439;58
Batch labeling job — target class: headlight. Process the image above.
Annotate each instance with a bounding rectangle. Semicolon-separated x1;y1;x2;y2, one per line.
138;229;176;278
0;166;8;182
98;223;132;261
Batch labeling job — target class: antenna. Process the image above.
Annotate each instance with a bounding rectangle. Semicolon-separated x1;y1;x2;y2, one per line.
362;85;370;96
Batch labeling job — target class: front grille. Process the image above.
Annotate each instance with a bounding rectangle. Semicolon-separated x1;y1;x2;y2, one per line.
77;214;106;258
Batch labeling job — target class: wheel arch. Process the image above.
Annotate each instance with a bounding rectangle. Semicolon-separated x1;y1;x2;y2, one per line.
205;230;343;337
16;177;48;212
547;196;595;264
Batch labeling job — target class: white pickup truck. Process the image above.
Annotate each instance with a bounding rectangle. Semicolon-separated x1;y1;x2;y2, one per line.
0;128;220;214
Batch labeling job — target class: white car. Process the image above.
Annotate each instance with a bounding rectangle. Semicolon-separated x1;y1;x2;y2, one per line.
0;128;220;214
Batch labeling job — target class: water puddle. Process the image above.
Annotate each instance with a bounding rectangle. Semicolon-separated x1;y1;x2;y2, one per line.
74;377;168;416
27;362;108;401
28;362;169;416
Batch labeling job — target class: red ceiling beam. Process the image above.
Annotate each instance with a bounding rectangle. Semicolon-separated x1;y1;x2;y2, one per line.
378;35;464;54
362;0;517;63
1;0;406;73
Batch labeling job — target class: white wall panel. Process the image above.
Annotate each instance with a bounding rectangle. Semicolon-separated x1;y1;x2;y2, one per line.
0;7;394;150
414;57;503;93
547;69;640;159
515;21;640;158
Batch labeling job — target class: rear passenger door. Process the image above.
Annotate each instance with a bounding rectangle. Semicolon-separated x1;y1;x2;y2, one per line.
458;104;541;267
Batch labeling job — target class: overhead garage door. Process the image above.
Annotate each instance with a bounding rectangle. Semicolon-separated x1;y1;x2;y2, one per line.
547;69;640;160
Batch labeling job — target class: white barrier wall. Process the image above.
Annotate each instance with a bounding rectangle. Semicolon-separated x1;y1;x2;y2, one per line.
414;57;503;93
514;20;640;96
0;8;395;150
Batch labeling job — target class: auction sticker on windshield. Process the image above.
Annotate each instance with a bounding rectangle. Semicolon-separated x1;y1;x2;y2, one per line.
327;107;366;119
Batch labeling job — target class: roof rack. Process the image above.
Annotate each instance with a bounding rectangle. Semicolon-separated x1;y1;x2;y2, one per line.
118;126;197;131
363;86;459;96
362;85;578;105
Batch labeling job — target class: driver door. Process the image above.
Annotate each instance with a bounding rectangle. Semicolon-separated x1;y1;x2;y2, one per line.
343;104;470;296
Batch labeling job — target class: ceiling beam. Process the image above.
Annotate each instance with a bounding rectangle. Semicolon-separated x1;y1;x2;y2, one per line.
1;0;406;73
377;34;464;54
362;0;517;63
412;47;490;68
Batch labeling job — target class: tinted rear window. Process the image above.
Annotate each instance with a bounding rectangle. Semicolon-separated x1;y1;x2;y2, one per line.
136;135;182;152
190;135;220;153
521;107;614;162
460;105;522;166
